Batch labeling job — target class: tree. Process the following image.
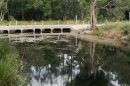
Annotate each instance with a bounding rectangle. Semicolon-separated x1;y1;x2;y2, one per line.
0;0;8;21
89;0;97;31
98;0;130;20
110;0;130;20
62;0;81;20
51;0;63;19
2;0;130;21
88;0;114;30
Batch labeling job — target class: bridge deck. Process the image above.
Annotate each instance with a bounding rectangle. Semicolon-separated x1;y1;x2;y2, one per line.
0;24;90;30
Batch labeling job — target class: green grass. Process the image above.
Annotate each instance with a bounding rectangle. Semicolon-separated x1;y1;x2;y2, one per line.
0;40;26;86
98;21;130;31
0;20;86;26
95;21;130;38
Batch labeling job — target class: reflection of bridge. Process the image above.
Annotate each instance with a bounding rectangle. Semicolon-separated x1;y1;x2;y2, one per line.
0;25;80;42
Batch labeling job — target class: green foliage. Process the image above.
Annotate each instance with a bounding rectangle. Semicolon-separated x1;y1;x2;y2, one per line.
7;0;84;20
0;40;26;86
0;0;129;21
0;0;8;13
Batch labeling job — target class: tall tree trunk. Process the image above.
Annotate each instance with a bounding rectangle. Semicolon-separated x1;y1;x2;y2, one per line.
80;0;84;20
0;12;4;21
81;9;84;20
0;0;4;7
90;0;97;31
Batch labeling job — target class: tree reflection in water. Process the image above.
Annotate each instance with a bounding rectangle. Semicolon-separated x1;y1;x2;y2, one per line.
15;39;130;86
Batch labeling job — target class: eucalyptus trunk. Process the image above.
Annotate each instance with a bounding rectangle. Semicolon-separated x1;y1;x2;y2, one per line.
90;0;97;31
0;12;4;21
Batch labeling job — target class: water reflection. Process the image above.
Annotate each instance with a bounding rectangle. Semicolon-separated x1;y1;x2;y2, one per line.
15;40;130;86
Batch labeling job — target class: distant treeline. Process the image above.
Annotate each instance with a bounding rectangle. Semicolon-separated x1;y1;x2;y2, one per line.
0;0;130;21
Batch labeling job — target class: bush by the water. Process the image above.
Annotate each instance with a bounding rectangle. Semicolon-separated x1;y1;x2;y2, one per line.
0;40;26;86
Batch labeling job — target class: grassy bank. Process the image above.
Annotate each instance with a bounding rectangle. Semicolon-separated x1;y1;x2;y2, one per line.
0;20;86;26
98;21;130;31
0;40;26;86
95;21;130;41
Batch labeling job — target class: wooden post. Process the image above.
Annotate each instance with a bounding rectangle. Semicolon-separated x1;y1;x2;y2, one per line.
16;21;18;25
75;15;77;24
129;12;130;21
34;21;36;25
67;21;68;24
58;20;60;25
42;21;44;25
9;21;11;26
83;21;84;25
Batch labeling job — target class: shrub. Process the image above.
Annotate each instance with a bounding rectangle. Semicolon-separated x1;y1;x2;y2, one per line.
102;29;122;39
0;40;26;86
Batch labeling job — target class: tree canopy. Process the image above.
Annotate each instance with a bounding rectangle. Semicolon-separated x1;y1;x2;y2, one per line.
0;0;130;21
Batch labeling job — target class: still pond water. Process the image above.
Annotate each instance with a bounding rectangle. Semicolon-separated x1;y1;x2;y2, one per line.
15;38;130;86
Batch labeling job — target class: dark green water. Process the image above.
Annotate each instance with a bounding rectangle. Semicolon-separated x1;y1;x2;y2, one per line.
15;39;130;86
